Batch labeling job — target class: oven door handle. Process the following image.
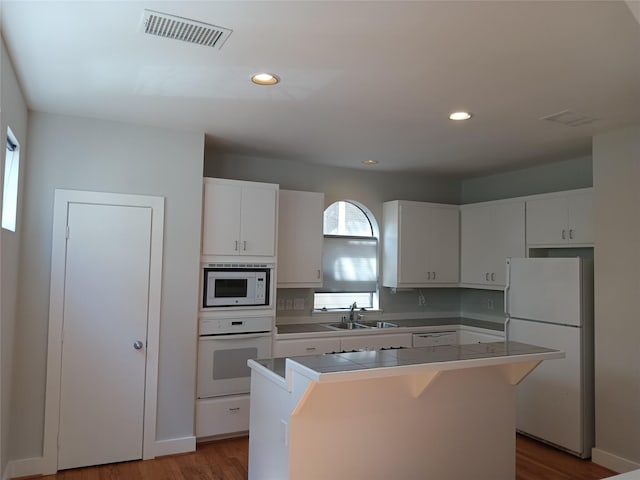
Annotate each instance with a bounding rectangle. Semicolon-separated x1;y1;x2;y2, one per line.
200;332;272;340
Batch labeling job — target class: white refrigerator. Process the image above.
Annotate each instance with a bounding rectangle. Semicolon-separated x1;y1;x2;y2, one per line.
505;257;594;458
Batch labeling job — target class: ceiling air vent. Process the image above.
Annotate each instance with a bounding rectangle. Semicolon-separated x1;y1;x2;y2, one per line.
140;9;232;49
540;109;599;127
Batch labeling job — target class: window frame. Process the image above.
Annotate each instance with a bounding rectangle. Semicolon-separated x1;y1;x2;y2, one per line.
2;127;20;232
314;200;380;311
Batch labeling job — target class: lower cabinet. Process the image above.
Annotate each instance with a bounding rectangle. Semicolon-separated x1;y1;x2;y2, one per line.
273;337;341;357
340;333;413;351
412;331;458;347
458;327;504;344
196;394;250;439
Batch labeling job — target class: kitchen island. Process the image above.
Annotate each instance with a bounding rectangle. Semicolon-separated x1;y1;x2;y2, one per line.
247;341;563;480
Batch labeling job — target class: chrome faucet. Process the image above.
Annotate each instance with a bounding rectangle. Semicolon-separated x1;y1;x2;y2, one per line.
349;302;357;321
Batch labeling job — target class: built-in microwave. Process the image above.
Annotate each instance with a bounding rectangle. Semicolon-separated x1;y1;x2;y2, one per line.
202;264;272;308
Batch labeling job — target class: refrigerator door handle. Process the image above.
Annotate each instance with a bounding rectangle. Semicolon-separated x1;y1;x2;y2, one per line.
504;258;511;343
504;316;511;343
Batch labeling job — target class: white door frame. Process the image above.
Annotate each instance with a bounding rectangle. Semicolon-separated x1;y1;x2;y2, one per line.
42;189;164;474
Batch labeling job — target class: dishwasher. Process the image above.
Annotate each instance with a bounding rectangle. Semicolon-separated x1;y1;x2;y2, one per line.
412;331;457;347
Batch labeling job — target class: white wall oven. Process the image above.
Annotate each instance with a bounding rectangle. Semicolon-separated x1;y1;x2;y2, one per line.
197;315;272;398
202;263;273;309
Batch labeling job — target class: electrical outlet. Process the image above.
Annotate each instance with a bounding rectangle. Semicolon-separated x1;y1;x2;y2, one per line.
418;293;427;306
285;298;294;310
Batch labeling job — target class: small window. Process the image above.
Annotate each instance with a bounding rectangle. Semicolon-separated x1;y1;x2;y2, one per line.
314;201;378;310
2;128;20;232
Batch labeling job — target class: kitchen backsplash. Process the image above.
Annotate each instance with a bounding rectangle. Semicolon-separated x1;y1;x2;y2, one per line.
275;287;498;321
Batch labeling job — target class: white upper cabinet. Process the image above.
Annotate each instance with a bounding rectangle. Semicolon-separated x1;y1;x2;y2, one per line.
460;200;525;289
277;190;324;288
202;178;278;258
383;201;459;288
526;189;593;246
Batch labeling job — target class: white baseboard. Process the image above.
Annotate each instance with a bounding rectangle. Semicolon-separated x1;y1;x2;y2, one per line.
7;456;44;479
154;436;196;458
592;447;640;474
5;437;195;478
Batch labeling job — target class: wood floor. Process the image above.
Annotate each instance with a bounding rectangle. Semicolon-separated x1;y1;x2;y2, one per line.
37;434;616;480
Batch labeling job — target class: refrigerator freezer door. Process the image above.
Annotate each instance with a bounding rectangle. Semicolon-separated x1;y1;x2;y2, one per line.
509;318;586;456
507;257;582;327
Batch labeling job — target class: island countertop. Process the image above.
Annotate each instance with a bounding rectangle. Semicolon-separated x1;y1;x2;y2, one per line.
250;340;563;385
247;341;564;480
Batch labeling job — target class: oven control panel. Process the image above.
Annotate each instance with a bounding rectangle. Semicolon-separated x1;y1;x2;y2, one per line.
199;315;273;335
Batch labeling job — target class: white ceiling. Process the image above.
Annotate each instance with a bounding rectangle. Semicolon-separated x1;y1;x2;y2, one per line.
2;1;639;177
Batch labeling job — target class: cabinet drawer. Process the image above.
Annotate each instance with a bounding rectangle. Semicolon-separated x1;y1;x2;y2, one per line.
196;394;250;438
273;338;342;357
413;332;457;347
341;333;413;351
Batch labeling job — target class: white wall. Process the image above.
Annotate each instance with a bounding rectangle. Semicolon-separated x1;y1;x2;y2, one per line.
592;124;640;472
0;34;28;478
9;112;204;464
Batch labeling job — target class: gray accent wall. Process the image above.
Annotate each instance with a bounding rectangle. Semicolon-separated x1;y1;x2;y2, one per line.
592;124;640;469
206;151;463;317
1;35;28;478
461;155;592;204
10;112;204;461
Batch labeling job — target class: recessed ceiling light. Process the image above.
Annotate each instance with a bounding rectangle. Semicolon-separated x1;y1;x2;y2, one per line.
251;73;280;85
449;111;472;121
362;159;379;166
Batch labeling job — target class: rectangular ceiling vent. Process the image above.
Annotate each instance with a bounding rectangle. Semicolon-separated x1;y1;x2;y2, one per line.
140;9;232;49
540;109;599;127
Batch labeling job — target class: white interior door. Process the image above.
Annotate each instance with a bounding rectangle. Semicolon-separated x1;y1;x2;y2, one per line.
58;202;152;470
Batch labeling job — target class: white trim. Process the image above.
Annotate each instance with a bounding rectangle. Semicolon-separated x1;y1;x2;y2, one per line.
6;456;44;479
153;436;196;458
592;448;640;474
43;189;164;474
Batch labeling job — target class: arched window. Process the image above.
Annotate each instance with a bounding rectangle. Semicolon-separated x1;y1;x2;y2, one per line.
314;201;379;310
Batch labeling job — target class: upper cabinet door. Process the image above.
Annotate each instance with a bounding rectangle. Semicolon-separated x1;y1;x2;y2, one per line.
277;190;324;287
526;197;567;245
427;205;460;284
240;185;278;256
202;181;243;256
202;178;278;259
526;189;593;246
567;192;593;244
460;200;525;289
382;200;459;288
395;202;430;284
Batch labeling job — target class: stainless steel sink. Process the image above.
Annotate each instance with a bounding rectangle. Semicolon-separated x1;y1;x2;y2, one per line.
326;322;369;330
357;321;399;329
325;321;399;330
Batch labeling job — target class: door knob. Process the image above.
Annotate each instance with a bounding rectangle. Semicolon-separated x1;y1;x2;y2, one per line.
133;340;144;350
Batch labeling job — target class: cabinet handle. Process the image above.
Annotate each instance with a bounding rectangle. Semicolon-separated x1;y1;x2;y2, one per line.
305;347;317;351
234;240;239;251
243;240;247;251
561;229;566;240
491;272;495;282
432;271;436;280
485;272;490;281
569;229;574;240
317;269;321;279
427;272;431;280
